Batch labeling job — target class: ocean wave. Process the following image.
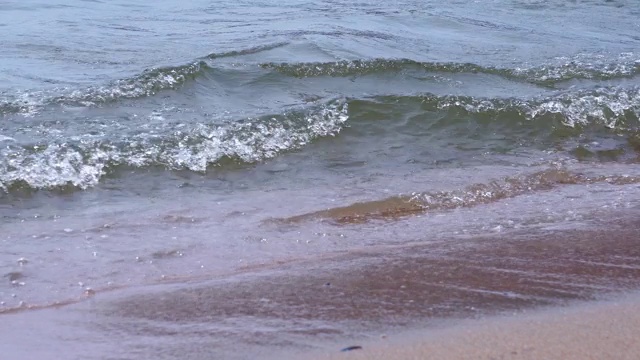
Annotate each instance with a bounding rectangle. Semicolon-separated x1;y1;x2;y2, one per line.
56;62;209;106
0;61;210;117
348;86;640;130
423;86;640;128
2;52;638;117
0;100;348;192
262;55;640;85
513;52;640;84
0;42;289;116
3;84;640;192
0;90;49;117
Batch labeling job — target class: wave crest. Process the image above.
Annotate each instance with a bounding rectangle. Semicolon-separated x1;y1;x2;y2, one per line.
0;100;348;191
2;53;639;117
426;87;640;128
262;55;640;85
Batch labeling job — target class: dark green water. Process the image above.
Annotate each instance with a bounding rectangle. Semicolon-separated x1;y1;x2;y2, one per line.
1;1;640;358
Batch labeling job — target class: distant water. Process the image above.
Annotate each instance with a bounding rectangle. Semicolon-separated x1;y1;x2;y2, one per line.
1;0;640;313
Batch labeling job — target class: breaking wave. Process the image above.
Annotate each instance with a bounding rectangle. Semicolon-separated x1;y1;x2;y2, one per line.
0;42;289;116
2;51;639;116
2;82;640;193
57;62;208;105
262;54;640;85
420;86;640;128
346;87;640;131
0;62;209;117
0;100;348;191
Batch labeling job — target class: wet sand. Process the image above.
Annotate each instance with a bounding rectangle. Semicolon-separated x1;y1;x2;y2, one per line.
309;293;640;360
2;214;640;359
100;215;640;359
113;219;640;323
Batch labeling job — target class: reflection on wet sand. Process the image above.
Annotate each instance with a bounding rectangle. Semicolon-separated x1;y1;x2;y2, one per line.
103;217;640;356
1;215;639;359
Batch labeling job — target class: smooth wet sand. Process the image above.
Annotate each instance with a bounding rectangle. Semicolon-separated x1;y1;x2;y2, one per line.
1;214;640;359
309;293;640;360
92;215;640;359
112;220;640;324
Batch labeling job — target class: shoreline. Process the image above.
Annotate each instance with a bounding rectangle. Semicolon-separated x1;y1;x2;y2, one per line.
1;215;639;359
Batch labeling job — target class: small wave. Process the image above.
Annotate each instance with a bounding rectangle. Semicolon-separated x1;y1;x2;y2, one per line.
513;52;640;84
204;41;289;60
262;59;502;78
0;62;209;117
2;52;638;117
262;55;640;85
54;61;209;106
0;42;289;116
424;86;640;128
0;100;348;192
280;169;640;224
0;101;27;115
0;90;49;117
349;87;639;130
2;85;639;192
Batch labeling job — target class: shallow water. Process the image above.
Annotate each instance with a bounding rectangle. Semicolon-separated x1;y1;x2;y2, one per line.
1;0;640;358
2;215;640;360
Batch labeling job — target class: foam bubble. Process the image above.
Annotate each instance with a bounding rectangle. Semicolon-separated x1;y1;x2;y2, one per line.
0;100;348;191
263;54;640;85
432;86;640;128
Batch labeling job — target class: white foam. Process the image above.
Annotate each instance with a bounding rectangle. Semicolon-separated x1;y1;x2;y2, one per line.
0;100;349;190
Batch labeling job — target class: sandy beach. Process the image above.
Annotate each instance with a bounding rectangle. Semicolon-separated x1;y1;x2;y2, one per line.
3;212;639;359
309;292;640;360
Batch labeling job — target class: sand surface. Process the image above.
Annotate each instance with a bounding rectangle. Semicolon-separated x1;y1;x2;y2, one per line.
1;215;640;359
310;293;640;360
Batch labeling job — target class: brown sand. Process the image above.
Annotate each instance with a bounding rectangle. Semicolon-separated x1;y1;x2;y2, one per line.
98;216;640;359
2;215;638;359
112;221;640;325
276;169;640;225
310;294;640;360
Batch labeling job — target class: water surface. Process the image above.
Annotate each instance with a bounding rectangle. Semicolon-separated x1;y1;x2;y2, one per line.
1;0;640;358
